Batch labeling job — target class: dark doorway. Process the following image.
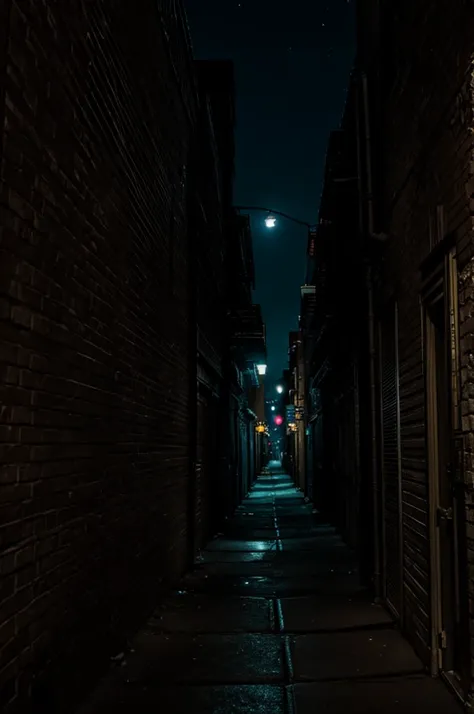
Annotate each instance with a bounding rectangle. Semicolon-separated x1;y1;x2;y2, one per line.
195;391;219;550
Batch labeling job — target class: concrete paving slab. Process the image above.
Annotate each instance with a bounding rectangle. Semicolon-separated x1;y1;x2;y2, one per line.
225;530;278;540
79;683;286;714
159;684;286;714
274;506;313;514
272;498;308;506
272;573;363;597
196;560;357;578
245;497;280;503
273;516;316;525
200;550;273;563
231;518;276;529
206;539;277;552
252;483;295;490
278;528;339;539
239;496;276;503
181;573;279;597
280;534;344;549
271;561;358;577
293;676;463;713
148;595;273;633
183;573;363;598
77;464;461;714
233;510;276;516
272;548;355;567
292;629;424;681
274;524;317;533
194;561;276;577
281;595;392;632
121;633;284;685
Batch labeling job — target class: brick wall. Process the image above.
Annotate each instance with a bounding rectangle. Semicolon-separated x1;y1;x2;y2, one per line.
458;75;474;688
190;62;237;549
370;0;474;673
0;1;197;710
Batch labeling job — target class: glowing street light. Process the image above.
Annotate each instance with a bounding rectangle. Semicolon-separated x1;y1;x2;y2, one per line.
271;405;276;411
274;415;283;426
276;385;284;394
235;206;314;229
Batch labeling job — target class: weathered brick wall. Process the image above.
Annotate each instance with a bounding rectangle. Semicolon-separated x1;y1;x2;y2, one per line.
374;0;474;668
0;1;197;710
190;66;237;548
194;99;226;363
458;71;474;685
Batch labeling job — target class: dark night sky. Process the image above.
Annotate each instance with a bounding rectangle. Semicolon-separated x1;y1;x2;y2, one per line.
184;0;356;385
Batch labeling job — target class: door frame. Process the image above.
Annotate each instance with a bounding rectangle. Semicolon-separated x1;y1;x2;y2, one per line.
421;239;468;691
423;271;445;677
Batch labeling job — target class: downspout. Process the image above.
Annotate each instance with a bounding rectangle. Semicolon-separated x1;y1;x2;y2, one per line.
359;72;382;600
186;142;199;569
0;0;12;169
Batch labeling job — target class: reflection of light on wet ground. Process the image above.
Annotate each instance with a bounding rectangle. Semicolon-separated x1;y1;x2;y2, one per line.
253;483;291;489
206;539;277;552
251;541;274;551
248;490;297;499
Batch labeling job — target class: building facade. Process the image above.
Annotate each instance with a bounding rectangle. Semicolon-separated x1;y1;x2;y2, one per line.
0;2;198;709
227;214;267;504
303;0;474;704
0;3;264;712
189;60;236;553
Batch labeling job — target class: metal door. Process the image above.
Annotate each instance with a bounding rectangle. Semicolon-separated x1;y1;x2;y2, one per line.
424;249;468;689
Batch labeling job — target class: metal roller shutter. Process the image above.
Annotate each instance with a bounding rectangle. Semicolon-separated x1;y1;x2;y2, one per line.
380;304;402;617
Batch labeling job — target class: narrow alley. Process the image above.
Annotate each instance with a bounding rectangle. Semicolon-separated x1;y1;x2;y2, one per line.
78;463;460;714
4;2;474;712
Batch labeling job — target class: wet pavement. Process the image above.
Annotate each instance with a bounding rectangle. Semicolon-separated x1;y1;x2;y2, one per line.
78;463;462;713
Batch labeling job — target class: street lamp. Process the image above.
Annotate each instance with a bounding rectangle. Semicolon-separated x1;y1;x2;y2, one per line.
276;385;284;394
235;205;319;265
271;405;276;411
235;206;315;230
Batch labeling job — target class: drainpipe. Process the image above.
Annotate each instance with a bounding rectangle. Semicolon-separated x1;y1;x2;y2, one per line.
186;144;199;569
358;71;382;600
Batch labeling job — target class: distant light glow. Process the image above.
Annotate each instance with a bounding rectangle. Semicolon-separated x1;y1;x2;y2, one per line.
276;385;284;394
271;406;275;411
265;216;276;228
257;364;267;375
274;415;283;426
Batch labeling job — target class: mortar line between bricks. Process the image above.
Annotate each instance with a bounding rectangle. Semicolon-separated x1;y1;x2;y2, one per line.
0;0;12;168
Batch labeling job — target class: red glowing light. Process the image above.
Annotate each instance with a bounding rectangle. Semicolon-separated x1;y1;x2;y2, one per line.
274;415;283;426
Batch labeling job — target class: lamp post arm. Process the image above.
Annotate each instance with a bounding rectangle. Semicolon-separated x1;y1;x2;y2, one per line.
234;205;315;229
